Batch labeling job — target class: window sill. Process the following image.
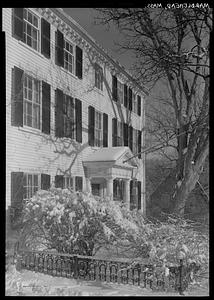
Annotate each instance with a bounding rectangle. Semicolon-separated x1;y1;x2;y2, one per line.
94;86;104;96
18;126;42;136
18;41;45;59
60;67;79;80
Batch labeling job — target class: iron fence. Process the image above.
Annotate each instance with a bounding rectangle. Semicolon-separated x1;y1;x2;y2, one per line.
15;248;198;295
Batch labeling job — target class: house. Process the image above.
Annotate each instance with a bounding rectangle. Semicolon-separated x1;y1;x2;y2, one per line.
3;8;148;226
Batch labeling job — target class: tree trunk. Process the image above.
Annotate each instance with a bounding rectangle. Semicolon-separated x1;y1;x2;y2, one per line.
172;171;200;216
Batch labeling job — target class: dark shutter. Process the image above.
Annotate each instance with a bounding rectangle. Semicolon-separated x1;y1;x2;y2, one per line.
128;87;132;111
88;106;95;146
138;130;142;159
112;75;117;101
76;46;83;79
11;172;24;209
112;118;117;147
137;181;141;210
55;30;64;67
75;98;82;143
55;89;64;137
41;18;50;58
124;84;128;108
103;113;108;147
42;81;51;134
75;176;83;192
123;123;129;146
55;175;63;188
129;126;133;151
41;174;50;190
12;8;23;40
11;66;24;127
137;95;141;116
130;180;134;210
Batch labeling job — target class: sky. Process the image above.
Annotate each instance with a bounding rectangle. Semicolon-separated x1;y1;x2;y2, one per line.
63;8;136;71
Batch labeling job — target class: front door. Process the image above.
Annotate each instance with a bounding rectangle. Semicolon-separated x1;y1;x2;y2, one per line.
91;183;100;196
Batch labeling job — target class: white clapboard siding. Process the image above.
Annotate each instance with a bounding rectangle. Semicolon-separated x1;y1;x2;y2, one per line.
4;8;145;209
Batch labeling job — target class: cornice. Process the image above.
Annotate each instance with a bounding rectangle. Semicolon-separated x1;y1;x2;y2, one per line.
35;8;149;96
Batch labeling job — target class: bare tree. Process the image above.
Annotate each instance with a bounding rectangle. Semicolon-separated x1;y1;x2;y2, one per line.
95;7;211;216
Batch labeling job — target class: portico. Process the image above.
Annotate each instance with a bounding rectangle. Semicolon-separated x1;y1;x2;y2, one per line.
83;147;139;209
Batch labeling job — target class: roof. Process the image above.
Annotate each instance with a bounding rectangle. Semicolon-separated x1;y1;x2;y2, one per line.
83;147;130;162
83;147;139;169
50;8;149;96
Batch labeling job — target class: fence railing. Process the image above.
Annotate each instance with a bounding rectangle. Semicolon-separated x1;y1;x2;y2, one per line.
15;248;198;295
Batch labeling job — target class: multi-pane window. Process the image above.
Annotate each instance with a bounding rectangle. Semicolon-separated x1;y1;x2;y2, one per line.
95;63;103;91
23;74;40;129
133;128;138;155
117;80;123;104
23;9;39;51
23;174;39;201
64;40;75;74
95;110;102;147
133;94;138;114
63;95;75;138
63;176;74;190
117;121;123;146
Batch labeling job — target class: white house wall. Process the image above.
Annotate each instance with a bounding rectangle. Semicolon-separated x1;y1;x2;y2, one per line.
4;8;146;210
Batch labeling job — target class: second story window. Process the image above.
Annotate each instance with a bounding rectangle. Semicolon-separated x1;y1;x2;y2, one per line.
133;128;138;155
11;66;51;134
64;40;75;74
23;9;39;51
117;80;124;104
95;63;103;91
94;110;102;147
23;74;40;129
117;121;123;146
63;95;75;139
133;94;138;114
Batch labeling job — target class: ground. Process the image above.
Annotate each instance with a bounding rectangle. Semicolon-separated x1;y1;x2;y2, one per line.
6;265;209;296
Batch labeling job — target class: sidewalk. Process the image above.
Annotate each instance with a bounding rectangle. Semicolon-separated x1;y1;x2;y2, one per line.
6;267;209;296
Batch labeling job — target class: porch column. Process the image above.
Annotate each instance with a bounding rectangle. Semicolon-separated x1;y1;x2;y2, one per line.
85;177;91;193
106;177;114;200
124;179;130;209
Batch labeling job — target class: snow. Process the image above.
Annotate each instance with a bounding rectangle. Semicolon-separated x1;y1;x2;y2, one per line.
6;267;209;296
83;147;130;162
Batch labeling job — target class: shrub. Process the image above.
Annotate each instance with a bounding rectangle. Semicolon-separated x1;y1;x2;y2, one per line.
19;188;209;278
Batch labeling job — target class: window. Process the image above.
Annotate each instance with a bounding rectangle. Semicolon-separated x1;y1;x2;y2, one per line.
113;179;124;201
117;80;123;104
133;128;138;155
95;63;103;90
94;110;102;147
23;173;39;201
23;9;39;51
117;121;123;146
63;95;75;138
63;176;74;190
12;66;51;133
64;40;75;74
23;74;41;129
133;94;138;114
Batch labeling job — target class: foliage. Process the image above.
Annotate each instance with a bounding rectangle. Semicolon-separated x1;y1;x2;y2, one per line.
95;8;210;216
20;188;208;279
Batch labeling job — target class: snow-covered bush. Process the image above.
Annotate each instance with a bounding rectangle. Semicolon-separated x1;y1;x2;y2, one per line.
19;188;208;277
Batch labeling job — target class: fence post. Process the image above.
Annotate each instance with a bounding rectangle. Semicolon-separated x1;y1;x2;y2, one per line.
73;255;78;279
178;259;185;295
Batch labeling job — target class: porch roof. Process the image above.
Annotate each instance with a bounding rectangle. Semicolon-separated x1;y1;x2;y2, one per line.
83;147;138;168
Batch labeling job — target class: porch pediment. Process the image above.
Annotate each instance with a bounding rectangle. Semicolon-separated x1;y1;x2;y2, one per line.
82;147;138;179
